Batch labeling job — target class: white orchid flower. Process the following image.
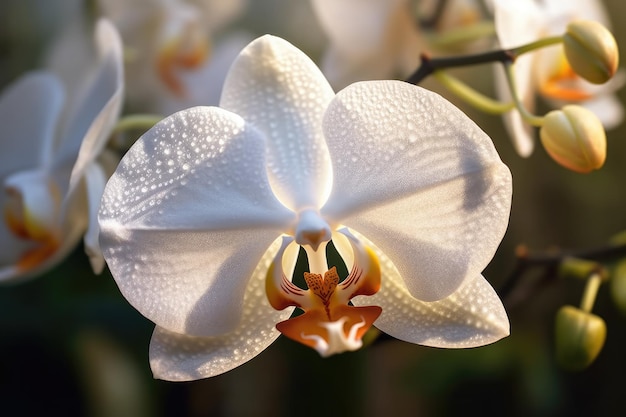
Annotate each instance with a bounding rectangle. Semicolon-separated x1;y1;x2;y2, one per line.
0;19;124;283
98;0;249;114
311;0;488;89
99;35;512;381
492;0;623;157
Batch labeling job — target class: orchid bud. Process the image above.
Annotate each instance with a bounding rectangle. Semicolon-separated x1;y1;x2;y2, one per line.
610;260;626;315
563;20;619;84
540;105;606;173
555;305;606;371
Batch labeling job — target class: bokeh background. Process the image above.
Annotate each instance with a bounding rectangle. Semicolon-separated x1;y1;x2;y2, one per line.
1;0;626;416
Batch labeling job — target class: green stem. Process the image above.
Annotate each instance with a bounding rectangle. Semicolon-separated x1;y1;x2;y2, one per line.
428;21;496;49
502;61;545;127
433;69;514;114
580;273;603;313
113;114;163;135
510;35;563;57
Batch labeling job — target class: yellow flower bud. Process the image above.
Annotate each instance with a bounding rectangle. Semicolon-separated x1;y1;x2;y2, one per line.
563;20;619;84
555;305;606;371
540;105;606;173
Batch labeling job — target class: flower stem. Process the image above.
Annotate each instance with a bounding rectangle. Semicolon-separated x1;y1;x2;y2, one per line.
433;69;514;114
428;21;496;49
113;114;163;135
511;36;563;57
580;273;603;313
406;49;514;85
502;61;545;127
406;35;563;85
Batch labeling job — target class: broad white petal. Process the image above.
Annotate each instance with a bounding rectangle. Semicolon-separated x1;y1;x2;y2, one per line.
99;106;295;336
352;234;509;347
83;162;108;274
321;81;512;301
149;238;293;381
66;19;124;197
0;71;64;177
220;35;334;211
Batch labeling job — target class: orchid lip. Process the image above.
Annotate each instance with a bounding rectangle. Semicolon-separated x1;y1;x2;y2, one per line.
266;228;382;356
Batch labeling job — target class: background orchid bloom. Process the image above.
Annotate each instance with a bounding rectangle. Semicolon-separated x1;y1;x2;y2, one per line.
99;34;512;381
310;0;488;89
98;0;250;115
0;19;123;283
491;0;623;157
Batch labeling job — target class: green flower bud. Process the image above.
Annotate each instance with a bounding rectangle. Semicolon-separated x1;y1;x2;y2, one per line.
555;305;606;371
610;260;626;315
563;20;619;84
540;105;606;173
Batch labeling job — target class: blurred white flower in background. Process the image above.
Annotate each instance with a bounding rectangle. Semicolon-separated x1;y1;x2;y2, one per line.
98;0;251;115
0;19;124;283
491;0;624;157
311;0;488;89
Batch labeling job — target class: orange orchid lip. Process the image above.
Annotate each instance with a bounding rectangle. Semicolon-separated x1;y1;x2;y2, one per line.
3;176;62;272
16;239;60;272
266;230;382;356
540;57;592;102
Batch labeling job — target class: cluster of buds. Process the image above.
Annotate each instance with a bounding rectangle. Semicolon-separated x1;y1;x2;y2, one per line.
539;20;619;173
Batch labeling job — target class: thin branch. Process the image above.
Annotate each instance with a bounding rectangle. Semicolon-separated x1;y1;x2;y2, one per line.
499;241;626;303
406;49;514;85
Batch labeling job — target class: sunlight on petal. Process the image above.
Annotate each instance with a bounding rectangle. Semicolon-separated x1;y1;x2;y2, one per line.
99;106;295;336
149;237;293;381
321;80;512;301
351;230;510;347
220;35;335;212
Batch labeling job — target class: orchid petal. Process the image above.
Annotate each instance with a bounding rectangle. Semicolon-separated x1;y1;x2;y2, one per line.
351;233;509;347
494;62;535;157
0;71;64;176
582;94;624;130
191;0;246;31
0;181;87;283
65;19;124;195
149;237;293;381
321;81;511;301
220;35;334;212
492;0;542;49
312;0;420;88
83;162;108;274
157;32;253;115
3;170;61;242
311;0;405;58
99;106;295;336
0;225;85;283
